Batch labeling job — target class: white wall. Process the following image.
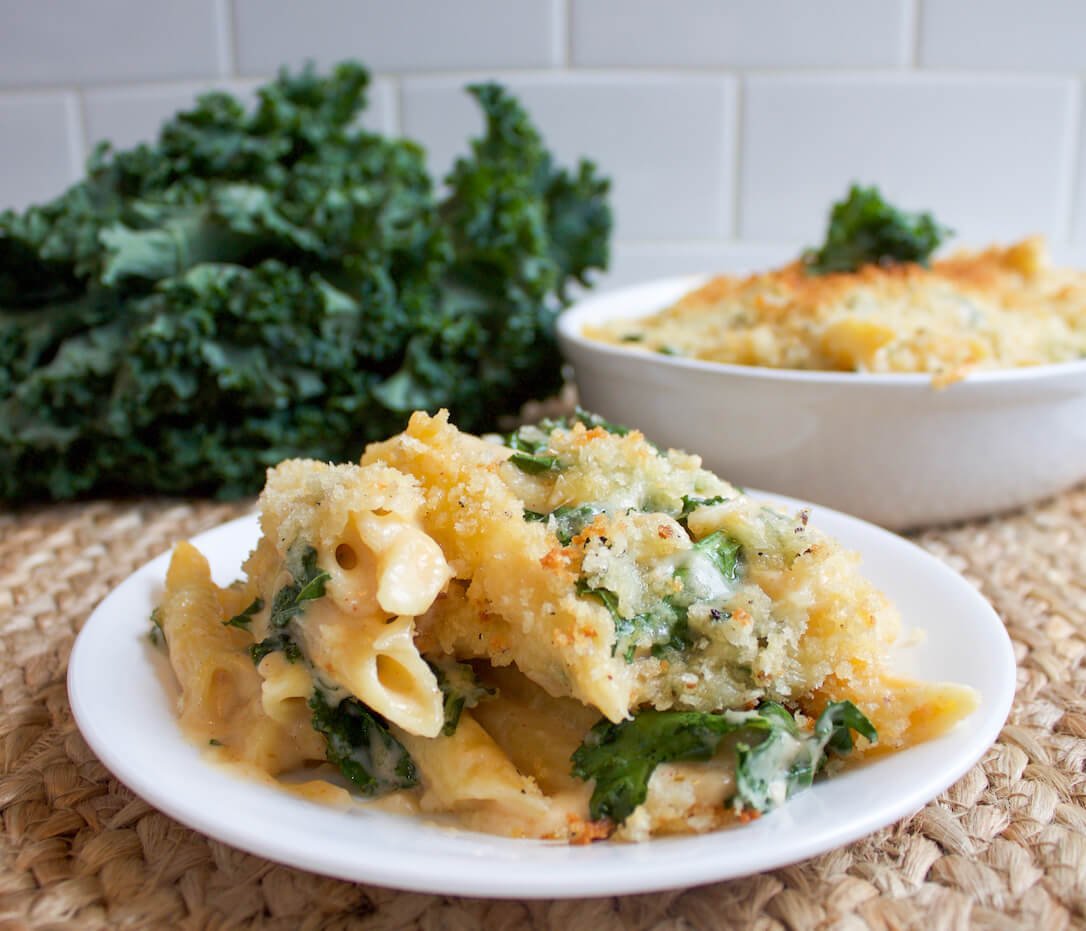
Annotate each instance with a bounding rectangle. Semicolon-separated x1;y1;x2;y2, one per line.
2;0;1085;289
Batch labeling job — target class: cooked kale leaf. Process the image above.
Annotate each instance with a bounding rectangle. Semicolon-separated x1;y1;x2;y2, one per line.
575;578;691;662
249;632;301;665
148;606;165;648
804;184;950;275
0;62;612;501
248;543;327;666
676;495;727;526
572;709;748;823
223;596;263;630
270;545;330;629
508;451;563;475
572;701;877;824
428;658;494;736
688;530;743;583
524;503;604;545
309;688;418;796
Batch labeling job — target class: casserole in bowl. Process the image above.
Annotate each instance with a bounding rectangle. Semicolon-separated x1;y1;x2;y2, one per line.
557;276;1086;529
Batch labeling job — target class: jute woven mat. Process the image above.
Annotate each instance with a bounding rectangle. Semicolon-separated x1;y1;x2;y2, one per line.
1;489;1084;930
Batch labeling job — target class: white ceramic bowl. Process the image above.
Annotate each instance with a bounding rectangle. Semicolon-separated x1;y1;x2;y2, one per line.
557;276;1086;530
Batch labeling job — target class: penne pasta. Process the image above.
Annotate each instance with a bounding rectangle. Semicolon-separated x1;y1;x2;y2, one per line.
154;409;977;842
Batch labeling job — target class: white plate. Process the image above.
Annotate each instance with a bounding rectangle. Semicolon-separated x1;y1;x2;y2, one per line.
68;495;1015;899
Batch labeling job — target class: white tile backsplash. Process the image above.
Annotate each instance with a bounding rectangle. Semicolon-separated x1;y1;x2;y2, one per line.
741;75;1077;245
920;0;1086;71
0;94;80;211
572;0;910;69
82;77;392;152
402;75;736;240
233;0;559;75
0;0;222;87
3;5;1086;270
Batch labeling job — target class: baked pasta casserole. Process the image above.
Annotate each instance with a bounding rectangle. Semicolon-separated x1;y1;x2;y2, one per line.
585;237;1086;385
153;410;976;841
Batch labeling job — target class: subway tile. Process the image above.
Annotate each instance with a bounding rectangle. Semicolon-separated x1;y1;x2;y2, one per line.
1069;94;1086;244
920;0;1086;71
573;0;909;69
234;0;558;75
0;0;222;87
402;75;736;240
599;242;797;291
0;94;79;211
740;75;1076;245
82;77;392;152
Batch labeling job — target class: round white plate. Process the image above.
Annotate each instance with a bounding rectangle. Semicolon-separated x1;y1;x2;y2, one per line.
68;494;1015;899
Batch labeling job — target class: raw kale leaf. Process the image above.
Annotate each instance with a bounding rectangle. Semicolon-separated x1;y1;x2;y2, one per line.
0;63;612;501
309;688;418;796
804;184;951;275
571;701;876;824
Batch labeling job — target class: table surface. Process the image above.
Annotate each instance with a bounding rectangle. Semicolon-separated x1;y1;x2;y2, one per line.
1;489;1084;930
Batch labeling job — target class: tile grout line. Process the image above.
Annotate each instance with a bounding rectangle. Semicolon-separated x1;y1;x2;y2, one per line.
66;90;88;177
729;76;744;239
215;0;239;78
1059;79;1082;242
384;77;402;137
908;0;923;69
564;0;574;68
1;68;1082;98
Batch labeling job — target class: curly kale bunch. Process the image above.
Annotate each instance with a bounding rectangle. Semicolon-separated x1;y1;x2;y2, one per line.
0;62;611;501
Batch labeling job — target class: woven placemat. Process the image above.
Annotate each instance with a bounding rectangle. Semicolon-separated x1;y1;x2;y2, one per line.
1;489;1084;930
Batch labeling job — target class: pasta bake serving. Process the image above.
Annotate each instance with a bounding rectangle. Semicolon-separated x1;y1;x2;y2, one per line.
585;187;1086;384
153;409;976;842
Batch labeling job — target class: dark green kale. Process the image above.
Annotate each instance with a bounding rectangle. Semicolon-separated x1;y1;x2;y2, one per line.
249;543;327;665
148;606;165;648
571;701;876;824
804;184;951;275
249;632;302;665
0;62;612;502
428;658;494;736
572;708;748;823
223;596;263;630
733;701;877;811
270;545;330;629
309;688;418;796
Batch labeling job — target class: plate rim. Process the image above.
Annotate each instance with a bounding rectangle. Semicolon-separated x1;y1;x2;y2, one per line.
67;493;1016;899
